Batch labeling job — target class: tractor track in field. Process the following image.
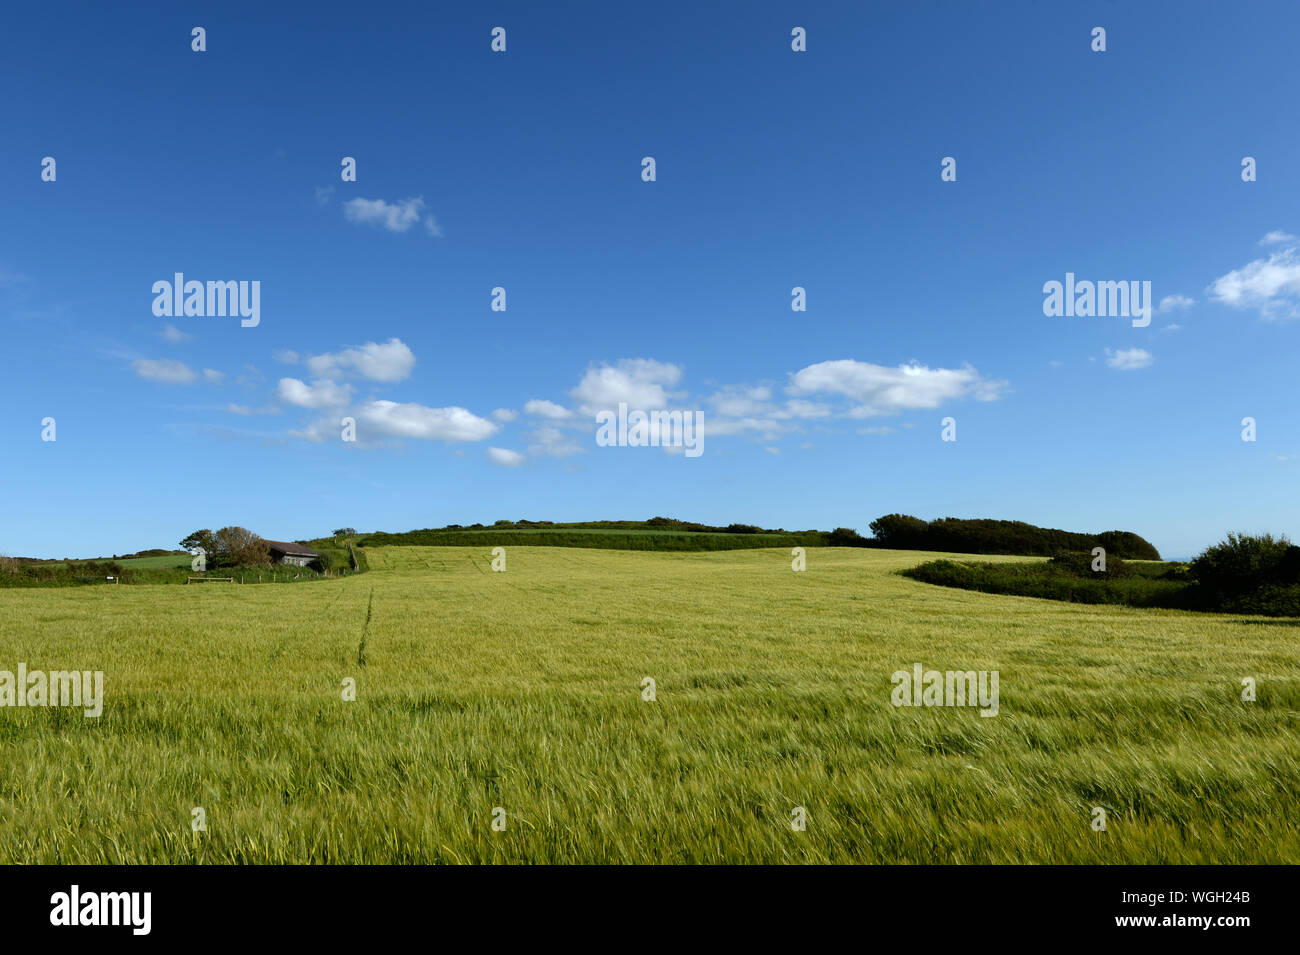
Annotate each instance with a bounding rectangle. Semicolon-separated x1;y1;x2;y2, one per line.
356;586;374;666
267;572;353;663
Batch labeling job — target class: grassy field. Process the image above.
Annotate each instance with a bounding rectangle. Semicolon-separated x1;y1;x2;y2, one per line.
0;545;1296;863
113;554;191;570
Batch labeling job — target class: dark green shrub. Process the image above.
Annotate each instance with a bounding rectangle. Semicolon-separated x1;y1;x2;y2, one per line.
902;559;1187;608
869;514;930;549
828;527;868;547
1048;550;1135;578
1190;533;1295;599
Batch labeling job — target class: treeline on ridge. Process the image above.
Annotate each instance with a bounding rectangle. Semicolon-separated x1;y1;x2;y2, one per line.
358;514;1158;558
358;522;831;552
868;514;1161;560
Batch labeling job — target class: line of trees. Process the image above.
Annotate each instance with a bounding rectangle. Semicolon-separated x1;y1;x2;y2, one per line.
424;518;811;534
868;514;1161;560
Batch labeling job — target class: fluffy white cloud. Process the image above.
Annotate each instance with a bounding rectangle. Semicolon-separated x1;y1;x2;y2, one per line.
486;447;525;467
1209;238;1300;320
782;399;831;419
570;359;683;415
343;196;440;237
527;425;584;458
132;358;198;384
1157;294;1194;313
1104;347;1153;371
788;359;1007;414
356;400;497;442
305;338;415;382
700;416;786;439
702;386;818;439
271;354;1012;454
1259;230;1297;246
277;377;354;408
524;398;573;419
708;385;773;418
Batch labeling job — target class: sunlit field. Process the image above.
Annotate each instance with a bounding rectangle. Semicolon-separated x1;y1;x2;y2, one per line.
0;546;1295;863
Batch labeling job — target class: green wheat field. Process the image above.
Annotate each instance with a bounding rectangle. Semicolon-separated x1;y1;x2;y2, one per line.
1;545;1296;863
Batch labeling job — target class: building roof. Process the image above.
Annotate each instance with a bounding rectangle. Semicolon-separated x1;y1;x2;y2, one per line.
263;539;320;557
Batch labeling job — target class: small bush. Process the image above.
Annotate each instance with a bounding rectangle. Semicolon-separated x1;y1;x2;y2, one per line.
902;559;1187;609
828;527;868;547
1190;533;1296;597
1048;550;1135;578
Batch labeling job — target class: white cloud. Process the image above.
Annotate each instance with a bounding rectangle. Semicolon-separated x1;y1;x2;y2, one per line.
305;338;415;382
486;447;525;467
1157;294;1194;313
1209;238;1300;320
1259;230;1296;246
132;358;198;384
858;426;896;435
709;385;773;418
570;359;683;415
202;368;224;383
787;359;1007;414
273;349;299;364
524;398;573;419
701;416;786;440
1104;347;1153;371
227;403;278;416
782;399;831;419
160;324;193;344
527;425;584;458
286;419;342;442
277;377;354;408
357;400;497;442
315;186;334;207
268;354;1013;456
343;196;440;237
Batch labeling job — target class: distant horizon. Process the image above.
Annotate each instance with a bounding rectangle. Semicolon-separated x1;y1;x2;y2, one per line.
11;511;1214;564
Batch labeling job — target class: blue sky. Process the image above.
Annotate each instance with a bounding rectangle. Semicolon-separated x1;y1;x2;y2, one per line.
3;0;1298;560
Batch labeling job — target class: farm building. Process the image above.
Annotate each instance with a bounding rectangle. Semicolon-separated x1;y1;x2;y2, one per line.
264;540;320;567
